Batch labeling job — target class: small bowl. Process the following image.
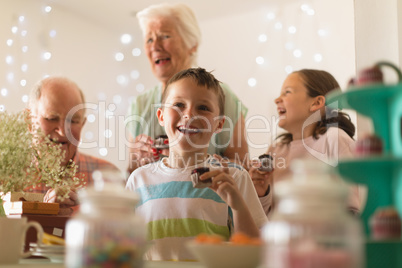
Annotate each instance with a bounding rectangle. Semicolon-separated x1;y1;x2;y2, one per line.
186;241;262;268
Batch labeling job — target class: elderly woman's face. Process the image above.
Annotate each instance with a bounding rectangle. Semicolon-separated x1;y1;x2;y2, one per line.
144;16;194;87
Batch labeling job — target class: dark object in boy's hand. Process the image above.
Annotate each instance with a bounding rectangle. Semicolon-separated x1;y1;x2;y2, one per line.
154;135;169;149
191;167;212;188
258;154;273;172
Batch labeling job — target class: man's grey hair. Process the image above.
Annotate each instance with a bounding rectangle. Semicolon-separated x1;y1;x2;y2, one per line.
29;76;86;115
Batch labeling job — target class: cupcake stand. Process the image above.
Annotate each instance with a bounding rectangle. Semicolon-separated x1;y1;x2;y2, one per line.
326;83;402;268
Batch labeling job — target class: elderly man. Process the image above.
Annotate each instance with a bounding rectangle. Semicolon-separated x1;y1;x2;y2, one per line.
29;76;119;213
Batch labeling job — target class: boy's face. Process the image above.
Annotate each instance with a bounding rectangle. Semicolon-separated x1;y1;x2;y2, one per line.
157;78;224;154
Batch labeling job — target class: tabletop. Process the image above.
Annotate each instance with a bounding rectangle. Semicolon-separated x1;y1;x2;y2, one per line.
1;259;206;268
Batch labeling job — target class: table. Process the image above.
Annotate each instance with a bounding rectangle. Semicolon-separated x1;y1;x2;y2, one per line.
8;214;69;252
1;259;206;268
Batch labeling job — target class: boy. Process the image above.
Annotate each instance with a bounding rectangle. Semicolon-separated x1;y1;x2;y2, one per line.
126;68;267;261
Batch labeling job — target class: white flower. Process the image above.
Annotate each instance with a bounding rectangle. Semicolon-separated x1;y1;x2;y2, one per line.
0;110;81;201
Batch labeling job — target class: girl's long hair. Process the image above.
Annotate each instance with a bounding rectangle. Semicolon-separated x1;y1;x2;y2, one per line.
277;69;355;144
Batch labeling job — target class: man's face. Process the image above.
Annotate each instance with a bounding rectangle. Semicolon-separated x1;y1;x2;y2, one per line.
32;82;86;166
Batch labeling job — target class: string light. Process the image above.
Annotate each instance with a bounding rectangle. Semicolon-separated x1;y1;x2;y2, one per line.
256;56;265;65
266;12;276;20
318;29;328;37
115;52;124;61
130;70;140;79
99;148;108;156
85;131;94;140
285;65;293;74
314;53;323;62
248;78;257;87
97;92;106;101
1;88;8;97
7;73;14;82
44;6;52;13
20;79;27;87
21;95;29;103
49;30;57;38
258;34;268;43
293;49;302;58
136;83;145;93
131;48;141;56
116;74;128;85
1;3;149;163
274;22;282;30
105;110;114;119
108;103;116;112
120;34;132;44
21;64;28;72
87;114;96;123
307;9;315;16
113;95;122;104
104;129;112;138
285;42;294;50
5;55;14;65
288;26;297;34
42;51;52;60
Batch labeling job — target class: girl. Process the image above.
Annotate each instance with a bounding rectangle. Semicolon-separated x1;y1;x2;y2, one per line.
250;69;364;217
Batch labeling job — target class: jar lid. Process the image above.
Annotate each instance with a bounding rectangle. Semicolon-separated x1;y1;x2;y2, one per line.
274;159;348;201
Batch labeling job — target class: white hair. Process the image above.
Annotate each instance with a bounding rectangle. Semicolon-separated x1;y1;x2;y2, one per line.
136;3;201;66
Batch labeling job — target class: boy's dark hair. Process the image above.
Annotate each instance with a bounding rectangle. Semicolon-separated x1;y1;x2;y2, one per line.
278;69;355;144
162;67;225;115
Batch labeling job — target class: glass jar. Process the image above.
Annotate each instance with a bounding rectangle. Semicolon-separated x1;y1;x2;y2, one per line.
65;169;146;268
262;159;364;268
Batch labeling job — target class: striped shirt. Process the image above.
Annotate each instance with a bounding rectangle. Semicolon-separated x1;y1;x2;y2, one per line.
125;155;267;261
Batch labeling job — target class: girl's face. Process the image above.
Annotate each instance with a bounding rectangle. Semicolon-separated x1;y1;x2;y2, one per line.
274;73;317;135
144;16;195;87
157;78;224;154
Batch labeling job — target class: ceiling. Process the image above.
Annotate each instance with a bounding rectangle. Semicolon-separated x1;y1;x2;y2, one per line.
51;0;281;32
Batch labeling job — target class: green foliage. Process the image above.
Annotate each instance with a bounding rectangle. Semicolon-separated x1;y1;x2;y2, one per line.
0;110;81;201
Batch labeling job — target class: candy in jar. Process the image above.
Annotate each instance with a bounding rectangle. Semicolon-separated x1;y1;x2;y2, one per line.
262;159;364;268
65;169;147;268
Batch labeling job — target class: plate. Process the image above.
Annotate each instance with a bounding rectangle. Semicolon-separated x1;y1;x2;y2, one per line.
30;251;64;263
30;243;65;252
29;243;65;263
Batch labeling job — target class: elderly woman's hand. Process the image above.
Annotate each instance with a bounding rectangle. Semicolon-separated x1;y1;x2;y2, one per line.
127;134;165;173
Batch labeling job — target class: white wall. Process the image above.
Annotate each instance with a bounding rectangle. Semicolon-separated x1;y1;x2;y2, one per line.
199;0;355;157
0;0;147;172
1;0;356;172
353;0;401;137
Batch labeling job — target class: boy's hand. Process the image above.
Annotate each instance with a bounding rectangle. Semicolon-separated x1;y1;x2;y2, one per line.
248;159;273;197
200;168;245;211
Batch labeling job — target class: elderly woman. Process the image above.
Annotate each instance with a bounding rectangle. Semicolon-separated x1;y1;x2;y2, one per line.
127;3;249;173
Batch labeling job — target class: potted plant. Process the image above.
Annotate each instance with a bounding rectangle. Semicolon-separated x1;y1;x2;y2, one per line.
0;110;80;216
